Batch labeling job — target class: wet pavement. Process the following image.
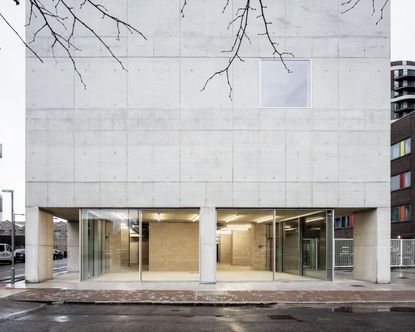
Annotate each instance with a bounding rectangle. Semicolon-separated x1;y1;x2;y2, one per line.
0;302;415;331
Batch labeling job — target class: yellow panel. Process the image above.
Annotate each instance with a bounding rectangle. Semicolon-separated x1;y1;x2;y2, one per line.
400;141;405;156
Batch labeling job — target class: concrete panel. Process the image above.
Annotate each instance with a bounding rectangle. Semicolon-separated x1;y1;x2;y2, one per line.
364;182;390;208
127;109;180;131
27;59;74;109
312;59;339;109
74;59;127;109
233;131;286;182
286;182;312;207
180;182;207;207
338;182;365;207
153;182;180;207
180;131;232;182
127;182;154;207
259;182;286;207
206;182;233;207
127;59;180;109
181;109;232;131
338;131;389;182
286;131;312;181
199;206;217;283
312;131;338;182
47;183;74;207
26;131;74;182
73;183;101;207
26;110;48;131
312;183;339;208
233;183;259;207
100;183;128;207
74;131;127;182
26;182;48;208
180;59;233;110
25;207;54;282
353;208;391;283
127;131;180;182
67;221;79;273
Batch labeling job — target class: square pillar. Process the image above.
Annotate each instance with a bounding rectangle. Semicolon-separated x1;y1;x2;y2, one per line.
25;207;54;283
199;206;216;283
67;220;79;273
353;208;391;283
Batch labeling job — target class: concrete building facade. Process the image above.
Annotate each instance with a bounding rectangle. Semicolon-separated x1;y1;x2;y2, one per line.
26;1;391;284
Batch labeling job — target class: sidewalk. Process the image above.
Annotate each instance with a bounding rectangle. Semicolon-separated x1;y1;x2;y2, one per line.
1;269;415;305
2;287;415;305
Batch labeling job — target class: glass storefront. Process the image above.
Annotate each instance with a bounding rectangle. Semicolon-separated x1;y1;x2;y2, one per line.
80;208;333;282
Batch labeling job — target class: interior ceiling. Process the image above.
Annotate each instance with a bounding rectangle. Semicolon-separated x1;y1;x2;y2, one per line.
41;207;367;223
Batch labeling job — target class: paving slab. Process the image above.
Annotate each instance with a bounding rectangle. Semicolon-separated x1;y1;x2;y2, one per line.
5;288;415;305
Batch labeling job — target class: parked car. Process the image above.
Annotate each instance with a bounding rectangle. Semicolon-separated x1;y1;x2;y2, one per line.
14;249;25;263
53;249;63;260
0;243;13;264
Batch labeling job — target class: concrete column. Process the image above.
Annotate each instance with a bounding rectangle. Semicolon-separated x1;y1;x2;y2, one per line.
199;206;216;283
25;207;54;283
353;208;391;283
67;220;79;273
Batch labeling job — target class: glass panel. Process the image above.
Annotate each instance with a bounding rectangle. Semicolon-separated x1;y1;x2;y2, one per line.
80;209;139;281
216;209;274;282
282;220;300;275
302;212;327;279
391;174;400;191
391;143;400;160
261;60;310;108
404;205;411;221
391;207;400;223
404;171;411;188
405;138;411;155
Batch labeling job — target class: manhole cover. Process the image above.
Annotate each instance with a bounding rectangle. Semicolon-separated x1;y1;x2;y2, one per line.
398;276;409;279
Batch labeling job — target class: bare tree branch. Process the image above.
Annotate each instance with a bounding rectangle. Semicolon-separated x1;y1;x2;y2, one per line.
200;0;293;100
5;0;147;88
341;0;389;25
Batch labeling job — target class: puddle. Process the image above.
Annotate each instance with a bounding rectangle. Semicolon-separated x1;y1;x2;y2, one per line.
268;314;303;322
333;307;391;313
390;307;415;312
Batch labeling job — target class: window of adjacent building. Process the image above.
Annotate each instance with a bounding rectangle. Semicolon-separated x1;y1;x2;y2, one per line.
260;59;310;108
391;205;411;223
391;171;411;191
391;138;411;160
334;215;353;229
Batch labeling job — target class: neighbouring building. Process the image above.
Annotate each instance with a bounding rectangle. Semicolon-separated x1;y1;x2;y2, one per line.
391;60;415;120
0;220;67;253
26;1;391;284
391;111;415;238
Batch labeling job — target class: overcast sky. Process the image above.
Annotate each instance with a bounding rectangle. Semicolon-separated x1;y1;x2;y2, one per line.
0;0;414;220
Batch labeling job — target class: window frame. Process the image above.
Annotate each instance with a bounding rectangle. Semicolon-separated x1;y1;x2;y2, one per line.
259;58;312;109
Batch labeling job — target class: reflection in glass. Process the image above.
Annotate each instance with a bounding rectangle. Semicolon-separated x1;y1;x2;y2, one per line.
302;212;327;279
282;220;300;275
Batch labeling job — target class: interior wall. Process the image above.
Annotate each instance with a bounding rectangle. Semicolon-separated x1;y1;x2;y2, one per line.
251;224;268;270
219;233;231;264
231;230;251;266
149;222;199;271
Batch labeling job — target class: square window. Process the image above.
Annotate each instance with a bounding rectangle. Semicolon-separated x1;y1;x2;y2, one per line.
391;207;399;223
391;174;400;191
260;60;310;108
404;205;411;221
404;171;411;188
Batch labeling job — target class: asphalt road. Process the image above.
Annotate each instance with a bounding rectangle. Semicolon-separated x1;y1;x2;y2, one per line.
0;303;415;331
0;259;67;282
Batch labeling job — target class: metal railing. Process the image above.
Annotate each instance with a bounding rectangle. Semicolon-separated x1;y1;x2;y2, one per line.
334;239;354;268
334;239;415;268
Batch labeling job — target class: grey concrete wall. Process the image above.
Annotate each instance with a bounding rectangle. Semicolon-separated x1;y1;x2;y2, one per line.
26;0;390;211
